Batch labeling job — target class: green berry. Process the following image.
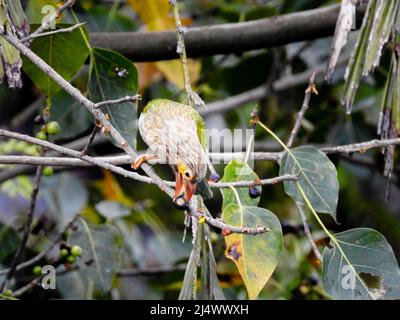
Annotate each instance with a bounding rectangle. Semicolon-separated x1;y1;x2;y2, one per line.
43;166;54;177
46;121;61;135
60;248;69;257
66;255;76;263
70;245;82;257
33;265;42;275
36;131;47;140
3;289;13;297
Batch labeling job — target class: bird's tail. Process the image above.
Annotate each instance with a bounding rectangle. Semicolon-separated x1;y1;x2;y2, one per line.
196;178;213;199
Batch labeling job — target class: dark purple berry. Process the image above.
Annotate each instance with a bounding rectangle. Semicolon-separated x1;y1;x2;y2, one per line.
209;173;220;182
248;186;261;199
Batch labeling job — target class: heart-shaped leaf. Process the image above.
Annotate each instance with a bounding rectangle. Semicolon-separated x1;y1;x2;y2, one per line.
222;204;282;299
22;24;90;97
220;159;261;211
68;219;122;292
88;47;139;150
279;146;339;220
95;200;131;221
50;90;92;140
322;228;400;300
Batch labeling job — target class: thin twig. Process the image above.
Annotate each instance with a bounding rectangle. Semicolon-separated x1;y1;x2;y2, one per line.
80;124;100;156
0;129;164;186
21;22;86;42
287;72;318;148
0;161;44;292
170;0;204;109
295;202;322;262
94;94;141;109
2;138;400;169
0;214;80;276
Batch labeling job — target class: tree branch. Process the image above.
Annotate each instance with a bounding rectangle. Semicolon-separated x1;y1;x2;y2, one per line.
0;214;80;276
21;22;86;42
287;72;317;148
0;160;44;293
89;4;365;62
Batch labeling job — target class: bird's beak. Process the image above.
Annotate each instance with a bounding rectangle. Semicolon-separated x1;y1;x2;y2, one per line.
173;172;184;201
173;172;197;203
184;180;197;202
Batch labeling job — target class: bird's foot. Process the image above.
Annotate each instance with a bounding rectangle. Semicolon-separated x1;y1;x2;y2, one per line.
131;154;157;170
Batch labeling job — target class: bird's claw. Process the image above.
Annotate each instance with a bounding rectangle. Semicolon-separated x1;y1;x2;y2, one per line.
131;154;157;170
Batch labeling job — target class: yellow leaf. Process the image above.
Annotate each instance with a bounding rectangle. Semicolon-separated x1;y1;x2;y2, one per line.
222;204;283;299
155;59;201;89
98;171;132;206
128;0;201;89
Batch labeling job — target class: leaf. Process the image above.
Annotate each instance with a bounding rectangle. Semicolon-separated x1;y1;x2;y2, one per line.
27;0;61;24
322;228;400;300
279;146;339;220
22;24;90;97
41;173;88;225
95;201;131;221
363;0;398;76
68;219;122;292
199;224;225;300
326;0;356;82
342;0;376;113
77;5;137;32
222;204;282;299
50;90;92;140
128;0;201;89
88;47;138;150
220;159;261;211
0;223;20;262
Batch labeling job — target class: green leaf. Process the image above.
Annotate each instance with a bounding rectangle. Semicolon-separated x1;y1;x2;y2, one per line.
279;146;339;220
95;201;131;221
199;224;225;300
78;5;137;32
363;0;398;76
322;228;400;300
88;47;139;150
220;159;261;211
22;24;90;97
222;204;283;300
0;223;20;263
342;0;376;113
41;173;88;225
68;219;122;292
50;90;92;140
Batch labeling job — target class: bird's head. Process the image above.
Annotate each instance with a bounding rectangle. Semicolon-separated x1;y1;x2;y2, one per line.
173;159;201;209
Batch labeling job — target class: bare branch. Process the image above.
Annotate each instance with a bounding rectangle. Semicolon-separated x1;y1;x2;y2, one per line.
0;159;44;293
200;54;350;117
287;72;318;148
21;22;86;42
192;207;270;235
94;94;141;109
0;214;80;276
295;202;322;262
89;4;366;62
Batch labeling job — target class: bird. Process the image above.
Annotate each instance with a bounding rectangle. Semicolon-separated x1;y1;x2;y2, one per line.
133;99;212;209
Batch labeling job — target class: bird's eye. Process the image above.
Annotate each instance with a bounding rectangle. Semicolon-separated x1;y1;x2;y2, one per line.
184;171;191;178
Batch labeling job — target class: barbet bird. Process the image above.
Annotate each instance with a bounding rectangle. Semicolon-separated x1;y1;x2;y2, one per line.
133;99;212;208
